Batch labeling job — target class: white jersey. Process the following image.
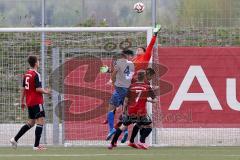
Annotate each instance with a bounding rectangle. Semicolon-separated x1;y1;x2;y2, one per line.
114;58;135;88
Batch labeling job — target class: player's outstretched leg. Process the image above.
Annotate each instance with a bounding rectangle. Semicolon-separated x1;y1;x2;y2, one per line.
10;138;18;149
106;107;116;140
103;109;116;124
10;121;33;149
108;128;123;149
106;94;120;140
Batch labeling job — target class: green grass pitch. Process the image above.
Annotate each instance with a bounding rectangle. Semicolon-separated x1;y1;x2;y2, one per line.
1;147;240;160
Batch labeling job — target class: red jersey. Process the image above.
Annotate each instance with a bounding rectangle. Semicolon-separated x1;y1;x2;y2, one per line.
22;69;43;107
133;35;157;72
127;82;155;116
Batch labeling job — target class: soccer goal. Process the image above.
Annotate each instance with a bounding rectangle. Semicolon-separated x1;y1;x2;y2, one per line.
0;27;156;146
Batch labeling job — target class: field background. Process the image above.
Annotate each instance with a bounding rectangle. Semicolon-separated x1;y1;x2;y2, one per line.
1;147;240;160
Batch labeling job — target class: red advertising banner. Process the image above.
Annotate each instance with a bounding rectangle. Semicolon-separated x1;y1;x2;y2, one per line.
62;47;240;141
158;47;240;128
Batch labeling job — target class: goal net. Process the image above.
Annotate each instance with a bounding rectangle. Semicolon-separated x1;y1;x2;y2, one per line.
0;27;154;146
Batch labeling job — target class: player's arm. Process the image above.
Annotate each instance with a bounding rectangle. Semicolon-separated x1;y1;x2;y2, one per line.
20;78;26;110
36;88;51;94
20;78;25;103
111;69;117;84
111;61;119;84
110;54;118;73
20;87;26;111
143;25;161;61
147;87;157;103
34;74;51;94
147;97;157;103
143;36;157;62
20;87;25;104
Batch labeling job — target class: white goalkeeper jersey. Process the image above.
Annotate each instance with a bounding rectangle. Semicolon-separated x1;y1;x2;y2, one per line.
114;58;134;88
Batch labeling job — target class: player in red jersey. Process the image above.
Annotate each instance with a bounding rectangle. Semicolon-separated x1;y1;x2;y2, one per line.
112;68;156;144
127;68;157;149
108;71;157;149
10;55;51;151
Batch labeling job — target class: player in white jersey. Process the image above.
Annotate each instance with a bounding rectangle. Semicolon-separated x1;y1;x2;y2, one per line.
106;50;135;141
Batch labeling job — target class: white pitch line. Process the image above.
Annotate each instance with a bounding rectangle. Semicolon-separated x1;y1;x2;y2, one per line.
0;154;157;157
1;153;240;157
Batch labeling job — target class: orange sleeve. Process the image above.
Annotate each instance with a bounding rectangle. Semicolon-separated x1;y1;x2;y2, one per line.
133;35;157;72
143;35;157;62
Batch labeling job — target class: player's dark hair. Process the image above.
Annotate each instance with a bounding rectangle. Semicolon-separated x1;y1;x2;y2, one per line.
122;49;134;56
146;68;155;76
138;46;146;52
28;55;38;68
137;71;145;82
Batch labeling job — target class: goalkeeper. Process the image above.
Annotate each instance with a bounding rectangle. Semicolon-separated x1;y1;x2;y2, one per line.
133;24;161;72
100;24;161;74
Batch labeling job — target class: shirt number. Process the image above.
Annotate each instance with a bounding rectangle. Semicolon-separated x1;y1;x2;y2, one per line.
124;66;130;76
135;90;142;102
25;77;30;90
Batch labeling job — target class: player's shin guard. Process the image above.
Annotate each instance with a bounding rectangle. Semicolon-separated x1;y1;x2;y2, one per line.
129;125;139;143
107;111;115;131
14;123;32;142
111;128;122;145
140;128;152;143
34;124;43;147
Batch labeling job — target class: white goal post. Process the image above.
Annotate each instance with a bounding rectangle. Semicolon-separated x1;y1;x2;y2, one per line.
0;27;155;146
0;27;152;32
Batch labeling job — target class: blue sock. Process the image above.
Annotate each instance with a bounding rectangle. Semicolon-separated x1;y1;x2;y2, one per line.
124;128;128;134
107;111;114;131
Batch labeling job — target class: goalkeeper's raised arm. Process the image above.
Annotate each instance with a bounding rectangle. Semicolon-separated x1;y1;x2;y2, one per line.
133;24;161;72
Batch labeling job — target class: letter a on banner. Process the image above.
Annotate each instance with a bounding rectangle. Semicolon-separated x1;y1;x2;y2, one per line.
227;78;240;111
169;66;222;110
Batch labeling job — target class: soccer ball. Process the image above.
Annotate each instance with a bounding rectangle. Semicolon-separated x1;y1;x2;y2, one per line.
133;2;144;13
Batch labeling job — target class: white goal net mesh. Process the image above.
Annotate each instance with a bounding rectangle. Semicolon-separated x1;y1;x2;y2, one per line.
0;27;153;146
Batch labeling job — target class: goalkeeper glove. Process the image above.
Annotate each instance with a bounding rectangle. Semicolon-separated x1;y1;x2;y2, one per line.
100;65;109;73
153;24;161;36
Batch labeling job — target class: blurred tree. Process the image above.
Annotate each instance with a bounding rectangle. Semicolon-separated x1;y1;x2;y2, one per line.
76;16;96;27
